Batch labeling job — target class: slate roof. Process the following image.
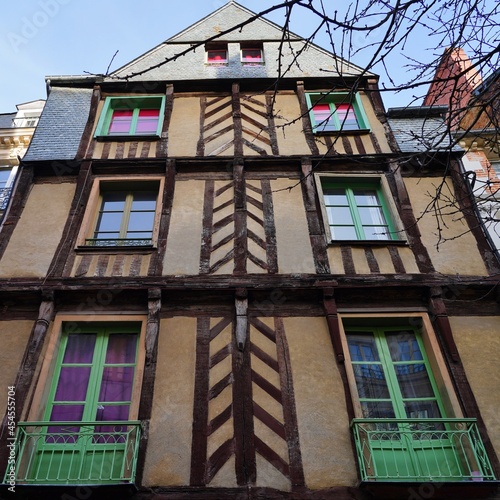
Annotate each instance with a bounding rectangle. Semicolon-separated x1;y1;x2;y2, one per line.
387;106;462;153
23;87;92;161
0;113;15;129
109;1;370;82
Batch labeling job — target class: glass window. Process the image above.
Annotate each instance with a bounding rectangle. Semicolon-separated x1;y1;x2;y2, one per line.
241;47;263;64
206;48;228;64
346;327;444;422
320;178;397;241
94;96;164;137
86;183;159;247
306;92;370;132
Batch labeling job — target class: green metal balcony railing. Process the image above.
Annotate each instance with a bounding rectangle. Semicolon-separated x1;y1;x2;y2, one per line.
4;421;141;485
352;418;496;482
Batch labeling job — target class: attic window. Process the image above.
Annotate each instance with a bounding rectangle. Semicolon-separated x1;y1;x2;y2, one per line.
206;44;228;64
241;45;264;65
94;96;165;139
306;92;370;133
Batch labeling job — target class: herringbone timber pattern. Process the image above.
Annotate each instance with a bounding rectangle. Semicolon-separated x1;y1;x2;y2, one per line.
200;179;277;275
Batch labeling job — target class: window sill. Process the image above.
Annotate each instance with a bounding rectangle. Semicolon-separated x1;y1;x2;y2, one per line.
328;239;408;246
95;134;161;142
76;245;156;254
313;128;371;136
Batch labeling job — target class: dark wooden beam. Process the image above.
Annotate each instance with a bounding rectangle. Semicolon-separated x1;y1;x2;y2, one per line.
136;288;162;487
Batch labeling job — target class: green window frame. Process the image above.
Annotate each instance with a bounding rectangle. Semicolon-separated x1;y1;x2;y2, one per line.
306;92;370;133
319;177;398;241
43;323;140;427
345;326;446;422
86;181;159;247
94;96;165;138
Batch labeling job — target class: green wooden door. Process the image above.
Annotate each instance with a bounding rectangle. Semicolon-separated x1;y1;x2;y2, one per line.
346;327;462;480
32;323;139;483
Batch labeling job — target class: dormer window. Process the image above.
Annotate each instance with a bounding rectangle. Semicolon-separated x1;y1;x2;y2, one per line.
94;96;165;138
241;45;264;65
306;92;370;133
206;44;228;64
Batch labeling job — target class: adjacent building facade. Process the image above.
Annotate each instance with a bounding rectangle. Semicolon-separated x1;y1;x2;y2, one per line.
0;100;44;221
0;3;499;499
424;47;500;253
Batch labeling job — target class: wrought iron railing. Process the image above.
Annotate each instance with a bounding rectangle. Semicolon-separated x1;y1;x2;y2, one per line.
0;187;13;211
4;421;141;485
85;238;153;247
352;418;496;482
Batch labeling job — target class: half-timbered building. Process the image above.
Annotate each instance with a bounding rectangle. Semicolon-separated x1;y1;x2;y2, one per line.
0;3;499;499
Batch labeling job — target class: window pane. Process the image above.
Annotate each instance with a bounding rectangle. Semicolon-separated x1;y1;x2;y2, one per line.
353;190;379;206
131;192;157;210
242;48;262;61
364;226;390;240
405;400;441;420
109;110;133;134
353;364;391;399
207;50;227;62
387;332;424;361
49;404;85;422
358;207;387;226
54;367;91;401
395;364;435;398
0;169;11;188
347;333;380;361
336;103;359;130
101;192;127;211
106;334;138;364
98;367;135;402
313;104;335;130
63;334;96;363
96;405;130;422
324;190;348;205
330;225;357;240
360;401;396;419
95;212;123;233
327;206;354;224
127;211;155;233
136;109;160;134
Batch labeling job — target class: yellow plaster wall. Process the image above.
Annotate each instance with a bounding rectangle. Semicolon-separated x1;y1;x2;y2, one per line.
0;183;75;277
271;179;316;274
285;316;357;488
163;180;204;275
359;93;392;153
404;177;488;275
450;316;500;453
142;317;197;486
273;94;310;155
168;97;203;157
0;321;33;416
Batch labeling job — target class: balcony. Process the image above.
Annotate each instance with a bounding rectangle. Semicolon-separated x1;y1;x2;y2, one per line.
352;418;498;499
0;187;13;211
4;421;141;486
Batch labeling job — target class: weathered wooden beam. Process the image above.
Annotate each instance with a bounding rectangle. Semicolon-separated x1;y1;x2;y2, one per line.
0;292;54;475
300;158;330;274
296;81;319;155
387;160;435;273
235;289;248;351
136;288;162;486
322;288;344;363
78;85;101;160
232;82;243;157
156;83;174;158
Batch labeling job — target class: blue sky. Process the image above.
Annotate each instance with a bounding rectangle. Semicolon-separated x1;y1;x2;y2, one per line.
0;0;448;113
